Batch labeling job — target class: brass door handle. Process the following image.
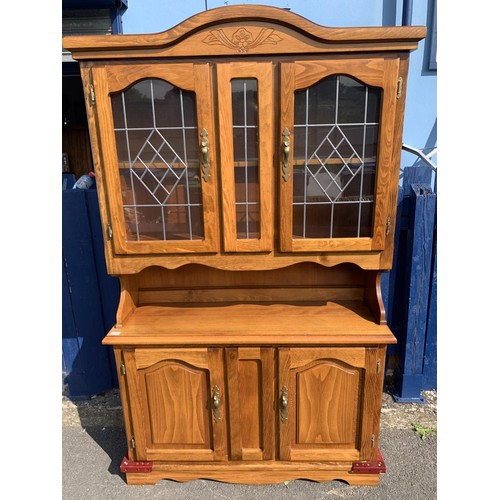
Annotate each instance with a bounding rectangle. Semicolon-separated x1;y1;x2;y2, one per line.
212;385;221;423
281;128;291;182
200;128;210;182
279;386;288;423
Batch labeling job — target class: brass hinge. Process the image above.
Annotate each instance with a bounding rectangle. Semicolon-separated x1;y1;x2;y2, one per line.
107;223;113;240
386;217;391;236
120;362;126;376
396;77;403;99
376;359;381;374
89;83;96;106
131;436;136;449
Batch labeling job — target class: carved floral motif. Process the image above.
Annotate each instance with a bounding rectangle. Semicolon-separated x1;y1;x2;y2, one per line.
203;27;283;53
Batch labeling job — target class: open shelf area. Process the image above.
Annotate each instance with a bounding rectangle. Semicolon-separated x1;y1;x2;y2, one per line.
103;300;396;346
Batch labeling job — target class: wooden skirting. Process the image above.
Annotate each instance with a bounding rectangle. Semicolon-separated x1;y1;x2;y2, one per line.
125;461;381;486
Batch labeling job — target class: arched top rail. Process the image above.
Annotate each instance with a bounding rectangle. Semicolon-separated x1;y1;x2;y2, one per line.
63;5;426;60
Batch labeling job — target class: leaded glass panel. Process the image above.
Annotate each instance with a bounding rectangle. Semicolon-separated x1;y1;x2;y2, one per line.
111;79;204;242
293;75;381;239
231;78;261;239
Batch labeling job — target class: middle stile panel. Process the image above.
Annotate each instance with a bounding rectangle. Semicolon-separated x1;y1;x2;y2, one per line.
217;62;274;252
225;347;275;460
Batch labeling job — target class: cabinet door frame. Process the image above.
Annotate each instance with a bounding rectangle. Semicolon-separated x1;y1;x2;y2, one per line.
278;347;383;462
123;347;227;462
217;62;274;252
92;63;220;255
279;57;399;253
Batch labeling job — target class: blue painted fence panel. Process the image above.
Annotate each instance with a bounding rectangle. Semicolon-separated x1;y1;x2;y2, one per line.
85;189;121;388
423;226;437;390
62;187;120;399
382;166;437;402
62;257;78;381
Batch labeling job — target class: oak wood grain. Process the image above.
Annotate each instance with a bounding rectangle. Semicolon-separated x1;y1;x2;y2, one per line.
124;462;380;485
217;62;274;252
92;63;220;256
132;260;373;306
104;252;388;275
78;65;116;271
138;286;364;304
124;348;228;462
115;274;138;327
103;301;396;346
371;57;399;250
113;349;136;460
63;5;425;61
380;54;411;269
280;347;367;461
225;347;274;461
364;271;387;325
136;262;367;289
280;57;398;254
279;62;295;253
360;347;386;461
105;63;197;93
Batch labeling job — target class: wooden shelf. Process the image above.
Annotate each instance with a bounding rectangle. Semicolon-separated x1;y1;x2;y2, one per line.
103;300;396;346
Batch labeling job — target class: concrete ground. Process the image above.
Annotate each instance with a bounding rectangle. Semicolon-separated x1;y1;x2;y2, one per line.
62;389;437;500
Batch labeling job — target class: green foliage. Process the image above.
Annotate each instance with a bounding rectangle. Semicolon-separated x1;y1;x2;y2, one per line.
412;422;437;440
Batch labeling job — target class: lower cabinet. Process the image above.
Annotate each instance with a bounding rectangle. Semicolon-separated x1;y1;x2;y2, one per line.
116;344;386;484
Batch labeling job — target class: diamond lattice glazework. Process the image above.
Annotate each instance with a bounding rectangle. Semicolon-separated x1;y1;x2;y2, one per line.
111;79;204;242
293;75;381;239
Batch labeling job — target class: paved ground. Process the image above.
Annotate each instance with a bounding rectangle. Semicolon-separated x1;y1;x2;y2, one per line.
62;389;437;499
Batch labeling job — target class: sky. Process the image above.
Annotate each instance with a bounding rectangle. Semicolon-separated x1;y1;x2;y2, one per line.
121;0;392;33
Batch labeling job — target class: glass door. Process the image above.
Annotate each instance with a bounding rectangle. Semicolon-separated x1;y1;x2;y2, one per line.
279;58;399;252
92;63;219;254
217;62;274;252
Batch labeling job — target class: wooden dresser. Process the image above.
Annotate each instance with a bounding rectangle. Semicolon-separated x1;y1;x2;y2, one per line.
63;5;425;486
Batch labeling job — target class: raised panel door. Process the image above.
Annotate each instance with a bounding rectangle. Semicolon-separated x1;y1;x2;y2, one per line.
278;347;383;462
123;348;227;462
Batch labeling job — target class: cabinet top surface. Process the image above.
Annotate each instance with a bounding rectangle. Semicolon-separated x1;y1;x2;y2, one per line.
62;5;426;59
103;300;396;346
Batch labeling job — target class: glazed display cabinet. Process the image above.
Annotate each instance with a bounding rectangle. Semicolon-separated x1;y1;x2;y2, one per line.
63;5;425;486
